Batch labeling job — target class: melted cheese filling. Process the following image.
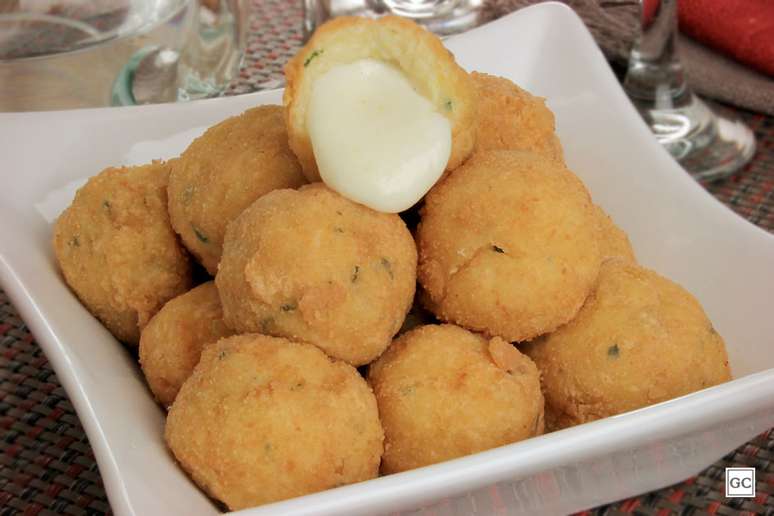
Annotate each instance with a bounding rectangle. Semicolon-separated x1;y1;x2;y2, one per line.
307;59;451;213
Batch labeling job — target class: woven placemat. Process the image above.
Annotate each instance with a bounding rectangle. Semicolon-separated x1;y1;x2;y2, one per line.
0;297;110;516
705;111;774;232
1;1;773;515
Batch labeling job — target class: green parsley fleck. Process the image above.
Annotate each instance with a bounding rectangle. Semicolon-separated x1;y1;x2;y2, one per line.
380;257;394;279
304;49;324;67
68;235;80;248
192;225;208;243
334;226;344;233
218;350;227;360
399;385;415;396
607;344;620;358
280;301;297;312
351;265;360;283
102;200;111;210
260;317;274;333
444;99;453;111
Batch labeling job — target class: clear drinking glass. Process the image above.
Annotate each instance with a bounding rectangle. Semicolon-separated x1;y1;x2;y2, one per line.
303;0;490;39
623;0;756;181
0;0;247;111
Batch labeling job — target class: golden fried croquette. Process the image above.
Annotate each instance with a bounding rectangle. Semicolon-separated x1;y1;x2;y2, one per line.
53;162;191;345
471;72;563;162
593;204;636;263
165;334;383;510
216;183;417;366
284;16;476;182
522;260;731;430
368;324;543;474
417;150;601;342
139;282;233;406
167;105;306;274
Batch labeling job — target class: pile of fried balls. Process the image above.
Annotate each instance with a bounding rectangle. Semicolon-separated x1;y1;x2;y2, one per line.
52;16;730;512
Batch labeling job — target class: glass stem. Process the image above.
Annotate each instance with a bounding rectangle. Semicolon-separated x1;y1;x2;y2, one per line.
623;0;691;110
378;1;459;18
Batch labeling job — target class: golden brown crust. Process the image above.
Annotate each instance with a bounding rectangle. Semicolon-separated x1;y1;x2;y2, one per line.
165;334;383;510
284;16;476;182
216;183;417;365
167;105;306;274
471;72;563;162
368;324;543;474
522;260;732;430
53;162;192;345
593;204;637;264
139;282;234;406
417;150;601;342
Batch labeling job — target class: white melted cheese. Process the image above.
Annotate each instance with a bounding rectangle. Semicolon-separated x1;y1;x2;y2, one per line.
307;59;452;213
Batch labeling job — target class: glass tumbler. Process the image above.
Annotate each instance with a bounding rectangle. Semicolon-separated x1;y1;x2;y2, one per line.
304;0;491;39
0;0;247;111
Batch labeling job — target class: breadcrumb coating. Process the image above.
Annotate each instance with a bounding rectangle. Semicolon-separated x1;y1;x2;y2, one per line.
53;162;191;345
166;334;383;510
471;72;563;162
139;282;233;406
216;183;417;365
522;260;731;430
168;105;306;274
369;324;543;474
418;150;600;342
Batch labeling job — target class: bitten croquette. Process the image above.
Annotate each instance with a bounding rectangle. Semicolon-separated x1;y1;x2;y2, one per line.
284;16;477;182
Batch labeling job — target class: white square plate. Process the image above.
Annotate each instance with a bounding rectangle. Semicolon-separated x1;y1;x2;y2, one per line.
1;3;773;515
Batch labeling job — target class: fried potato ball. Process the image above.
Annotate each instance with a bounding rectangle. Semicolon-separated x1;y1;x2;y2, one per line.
471;72;563;162
593;204;636;263
139;282;233;406
417;150;601;342
284;16;476;182
53;162;192;345
368;324;543;474
167;105;306;274
216;183;417;365
165;334;383;510
522;260;732;430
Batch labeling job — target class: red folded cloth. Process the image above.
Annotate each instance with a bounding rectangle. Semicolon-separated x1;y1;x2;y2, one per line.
678;0;774;77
